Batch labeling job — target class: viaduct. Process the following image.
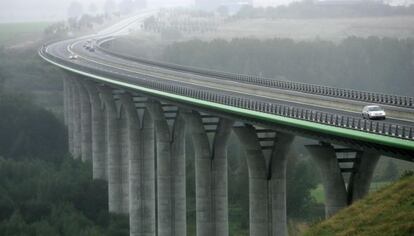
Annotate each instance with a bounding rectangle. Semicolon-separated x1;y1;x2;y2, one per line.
39;12;414;236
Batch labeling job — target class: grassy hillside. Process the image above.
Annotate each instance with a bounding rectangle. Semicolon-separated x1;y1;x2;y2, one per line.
305;175;414;236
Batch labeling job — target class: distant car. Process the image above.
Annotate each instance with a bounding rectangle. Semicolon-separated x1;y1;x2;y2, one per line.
362;105;386;120
69;54;78;60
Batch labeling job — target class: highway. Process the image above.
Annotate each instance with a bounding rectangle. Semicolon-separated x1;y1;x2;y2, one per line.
40;10;414;159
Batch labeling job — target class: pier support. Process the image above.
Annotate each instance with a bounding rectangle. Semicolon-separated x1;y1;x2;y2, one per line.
100;87;125;214
147;100;186;236
184;111;233;236
85;82;107;180
120;94;156;236
65;78;74;155
306;143;380;218
71;79;82;159
76;80;92;162
234;125;294;236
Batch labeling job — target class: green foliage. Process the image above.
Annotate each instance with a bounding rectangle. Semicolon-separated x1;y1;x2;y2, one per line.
235;2;414;19
0;22;49;46
163;37;414;96
0;94;67;162
381;160;399;182
305;176;414;236
0;157;128;236
287;158;324;220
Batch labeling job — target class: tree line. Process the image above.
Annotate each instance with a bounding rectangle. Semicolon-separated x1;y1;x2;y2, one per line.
162;36;414;96
235;1;414;19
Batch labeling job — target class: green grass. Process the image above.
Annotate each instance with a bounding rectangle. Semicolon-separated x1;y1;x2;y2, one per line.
311;181;392;205
305;175;414;236
0;22;50;46
311;184;325;204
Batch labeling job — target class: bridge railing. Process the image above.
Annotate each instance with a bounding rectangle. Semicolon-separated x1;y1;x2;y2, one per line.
40;48;414;143
96;40;414;109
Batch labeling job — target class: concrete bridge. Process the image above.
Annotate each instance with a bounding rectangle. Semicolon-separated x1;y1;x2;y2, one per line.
39;12;414;236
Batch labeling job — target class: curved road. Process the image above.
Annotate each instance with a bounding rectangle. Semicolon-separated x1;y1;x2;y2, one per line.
41;11;414;159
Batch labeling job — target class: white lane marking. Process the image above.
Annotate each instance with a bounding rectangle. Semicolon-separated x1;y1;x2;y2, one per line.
67;44;413;124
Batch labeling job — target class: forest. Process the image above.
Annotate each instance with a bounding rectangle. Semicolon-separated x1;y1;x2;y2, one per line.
235;1;414;19
161;36;414;96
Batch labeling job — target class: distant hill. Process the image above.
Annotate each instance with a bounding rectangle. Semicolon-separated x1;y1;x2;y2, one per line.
305;174;414;236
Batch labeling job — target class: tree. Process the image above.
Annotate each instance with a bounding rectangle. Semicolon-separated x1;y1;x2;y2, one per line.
287;158;321;220
67;1;84;19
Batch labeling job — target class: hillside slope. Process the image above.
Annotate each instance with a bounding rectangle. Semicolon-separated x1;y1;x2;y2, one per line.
305;175;414;236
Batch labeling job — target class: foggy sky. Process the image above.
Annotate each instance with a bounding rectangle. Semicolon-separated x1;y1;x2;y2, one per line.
0;0;412;22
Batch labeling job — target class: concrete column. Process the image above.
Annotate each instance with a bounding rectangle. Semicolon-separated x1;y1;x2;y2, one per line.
72;80;82;159
234;125;268;236
184;111;233;236
135;107;157;236
269;133;294;236
306;144;348;218
100;87;123;214
349;152;380;202
119;106;130;214
85;83;107;180
147;100;186;236
63;78;69;126
66;79;75;155
120;94;157;236
234;125;293;236
76;80;92;162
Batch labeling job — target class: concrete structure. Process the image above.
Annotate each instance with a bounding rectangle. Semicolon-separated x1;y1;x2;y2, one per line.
306;143;380;217
234;125;293;236
184;111;234;236
45;14;413;235
59;77;400;236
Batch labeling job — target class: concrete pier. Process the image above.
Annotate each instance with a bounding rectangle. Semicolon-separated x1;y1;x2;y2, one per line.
120;94;156;236
137;106;157;236
71;80;82;159
63;78;69;126
100;87;123;214
349;152;380;203
306;143;381;218
76;80;92;162
85;82;107;180
306;143;348;217
234;125;293;236
66;79;75;155
184;111;233;236
147;100;186;236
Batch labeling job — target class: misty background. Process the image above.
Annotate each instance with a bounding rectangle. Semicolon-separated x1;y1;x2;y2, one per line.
2;0;414;22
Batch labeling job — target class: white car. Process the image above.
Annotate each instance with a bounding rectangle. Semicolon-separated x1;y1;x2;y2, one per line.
362;105;386;120
69;54;78;60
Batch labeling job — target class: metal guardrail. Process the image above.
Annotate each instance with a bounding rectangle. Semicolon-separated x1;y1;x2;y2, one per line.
40;47;414;141
96;40;414;109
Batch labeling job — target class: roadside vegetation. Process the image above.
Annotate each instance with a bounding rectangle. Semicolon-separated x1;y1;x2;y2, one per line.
305;173;414;236
0;22;49;47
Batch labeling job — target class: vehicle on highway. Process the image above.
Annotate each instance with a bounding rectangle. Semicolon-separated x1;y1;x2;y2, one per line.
69;54;78;60
362;105;386;120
